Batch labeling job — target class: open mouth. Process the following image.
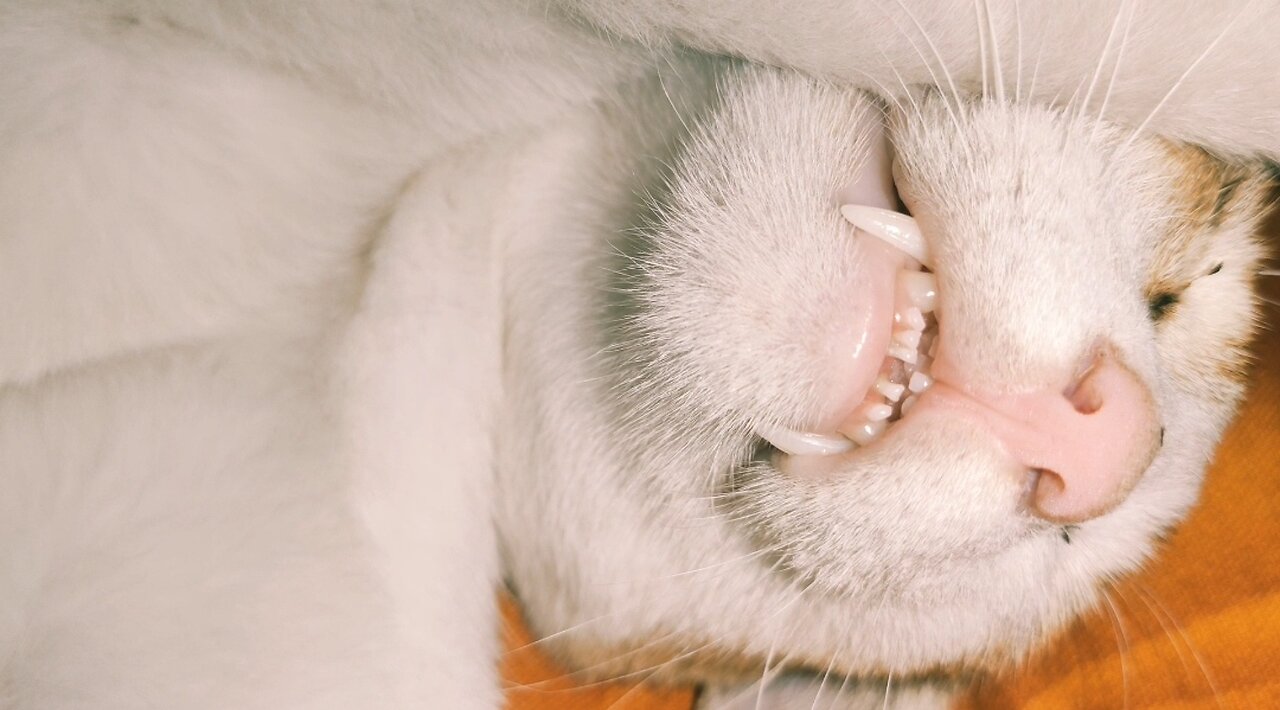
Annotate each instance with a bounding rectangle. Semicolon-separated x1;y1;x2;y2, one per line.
755;134;940;460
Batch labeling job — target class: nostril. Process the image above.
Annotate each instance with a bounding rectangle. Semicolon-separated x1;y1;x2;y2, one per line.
1063;355;1106;415
1065;373;1103;415
1024;468;1066;518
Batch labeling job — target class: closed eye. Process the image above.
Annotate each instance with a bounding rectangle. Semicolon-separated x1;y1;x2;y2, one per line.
1148;291;1180;321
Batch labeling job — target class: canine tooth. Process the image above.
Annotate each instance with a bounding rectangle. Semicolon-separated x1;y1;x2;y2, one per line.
848;419;888;445
840;205;931;266
908;371;934;393
756;425;854;456
900;307;926;331
894;329;922;350
863;403;894;422
900;271;938;312
875;377;906;402
888;344;919;365
901;394;919;415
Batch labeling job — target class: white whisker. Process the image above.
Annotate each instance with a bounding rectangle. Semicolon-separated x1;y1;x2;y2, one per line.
1013;0;1023;103
754;638;779;710
883;0;970;142
1125;0;1258;147
1094;0;1137;140
981;0;1005;102
825;670;853;710
808;653;838;710
1113;585;1201;701
1080;0;1129;121
1134;582;1225;709
1101;587;1133;710
974;0;989;99
881;669;894;710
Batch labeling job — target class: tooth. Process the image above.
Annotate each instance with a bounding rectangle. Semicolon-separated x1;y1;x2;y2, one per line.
908;371;934;393
900;271;938;312
840;205;932;266
888;344;919;365
847;419;888;445
894;329;922;350
875;377;906;402
899;307;926;331
757;425;854;456
901;394;919;415
863;403;893;421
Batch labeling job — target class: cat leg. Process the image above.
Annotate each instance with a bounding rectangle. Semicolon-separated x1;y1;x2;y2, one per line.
0;3;416;385
332;153;506;709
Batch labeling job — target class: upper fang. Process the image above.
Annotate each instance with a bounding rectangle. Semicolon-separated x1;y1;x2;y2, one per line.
840;204;932;267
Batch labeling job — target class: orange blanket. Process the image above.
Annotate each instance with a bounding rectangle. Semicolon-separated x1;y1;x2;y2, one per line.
502;234;1280;709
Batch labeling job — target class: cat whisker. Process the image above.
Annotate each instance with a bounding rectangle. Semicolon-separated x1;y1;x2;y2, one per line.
983;0;1006;103
826;670;854;710
1100;586;1134;710
1125;0;1259;148
1132;582;1225;709
875;49;924;119
1079;0;1129;123
1112;584;1203;702
973;0;989;100
843;65;913;118
660;548;775;581
753;637;780;710
879;0;971;152
564;562;816;694
807;652;838;710
600;678;647;710
881;669;894;710
657;56;696;140
1093;0;1137;142
1012;0;1023;103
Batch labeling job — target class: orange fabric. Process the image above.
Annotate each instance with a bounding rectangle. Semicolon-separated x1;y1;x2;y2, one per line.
500;595;695;710
502;233;1280;710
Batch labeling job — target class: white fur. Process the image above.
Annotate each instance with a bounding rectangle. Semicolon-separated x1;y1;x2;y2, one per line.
0;1;1274;708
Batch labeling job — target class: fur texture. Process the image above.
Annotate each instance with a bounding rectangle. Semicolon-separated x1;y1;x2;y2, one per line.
0;2;1275;708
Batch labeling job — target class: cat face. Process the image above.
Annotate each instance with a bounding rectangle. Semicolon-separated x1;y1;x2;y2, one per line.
604;68;1271;676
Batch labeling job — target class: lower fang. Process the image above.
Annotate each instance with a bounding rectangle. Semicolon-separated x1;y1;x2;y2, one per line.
908;371;934;393
757;425;854;456
847;419;888;445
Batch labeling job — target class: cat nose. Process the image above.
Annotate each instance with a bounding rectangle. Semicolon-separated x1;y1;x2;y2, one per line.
915;347;1162;523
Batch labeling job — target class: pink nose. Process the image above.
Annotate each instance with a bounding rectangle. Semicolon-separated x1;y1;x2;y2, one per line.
915;348;1162;523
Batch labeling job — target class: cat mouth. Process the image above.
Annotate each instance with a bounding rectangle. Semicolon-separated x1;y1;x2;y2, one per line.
753;128;940;463
755;205;940;460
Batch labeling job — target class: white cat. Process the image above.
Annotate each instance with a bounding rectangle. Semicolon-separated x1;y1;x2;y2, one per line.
0;2;1275;709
